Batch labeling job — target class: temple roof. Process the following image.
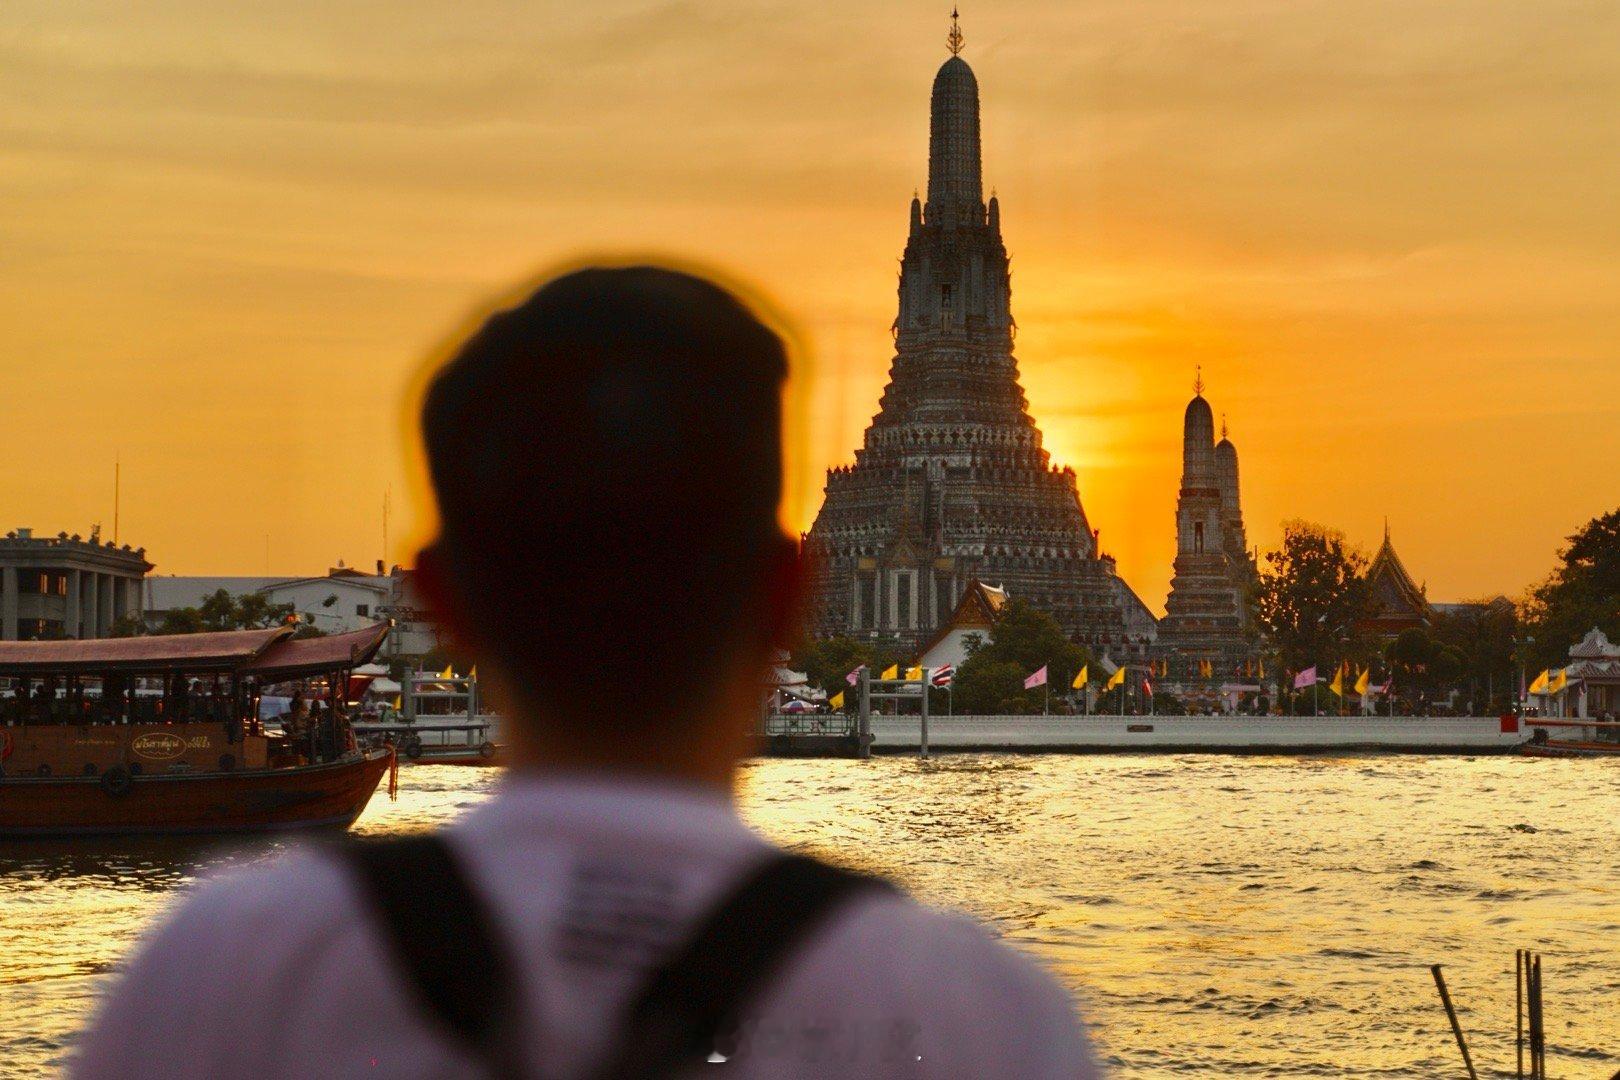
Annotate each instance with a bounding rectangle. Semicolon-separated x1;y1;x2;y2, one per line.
911;579;1007;662
1367;525;1429;618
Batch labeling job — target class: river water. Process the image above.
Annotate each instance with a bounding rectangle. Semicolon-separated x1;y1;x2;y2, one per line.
3;755;1617;1077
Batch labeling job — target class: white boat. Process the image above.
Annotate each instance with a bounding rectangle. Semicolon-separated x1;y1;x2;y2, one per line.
352;671;504;765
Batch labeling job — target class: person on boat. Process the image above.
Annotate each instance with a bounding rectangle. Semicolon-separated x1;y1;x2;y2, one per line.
74;266;1100;1078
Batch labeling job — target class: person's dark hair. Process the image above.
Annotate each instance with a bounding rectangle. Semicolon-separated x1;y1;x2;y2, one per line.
422;265;790;719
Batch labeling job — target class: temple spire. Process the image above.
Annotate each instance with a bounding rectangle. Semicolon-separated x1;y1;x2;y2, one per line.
927;13;982;212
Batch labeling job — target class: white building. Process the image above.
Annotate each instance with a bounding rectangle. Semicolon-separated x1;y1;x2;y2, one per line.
143;565;440;662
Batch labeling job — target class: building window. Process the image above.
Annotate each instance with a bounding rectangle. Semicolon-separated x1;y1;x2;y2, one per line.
896;572;912;629
356;604;369;617
858;575;877;630
1194;521;1205;554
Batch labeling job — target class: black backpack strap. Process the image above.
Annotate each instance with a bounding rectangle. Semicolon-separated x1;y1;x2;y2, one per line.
342;835;525;1077
593;853;893;1080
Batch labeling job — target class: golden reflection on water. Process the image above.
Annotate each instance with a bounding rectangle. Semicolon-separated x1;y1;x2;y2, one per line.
4;756;1618;1077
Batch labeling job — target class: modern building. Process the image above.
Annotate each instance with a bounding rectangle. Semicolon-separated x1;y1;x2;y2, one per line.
0;527;153;640
802;19;1143;656
1152;382;1262;701
143;564;441;662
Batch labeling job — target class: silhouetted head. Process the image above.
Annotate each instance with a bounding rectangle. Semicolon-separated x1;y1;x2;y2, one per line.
419;266;796;726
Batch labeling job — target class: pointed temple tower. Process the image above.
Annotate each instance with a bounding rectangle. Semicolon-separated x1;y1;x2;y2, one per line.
1153;375;1261;698
1361;523;1431;637
802;17;1149;654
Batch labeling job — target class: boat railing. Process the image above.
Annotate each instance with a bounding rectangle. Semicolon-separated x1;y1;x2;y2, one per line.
763;713;857;737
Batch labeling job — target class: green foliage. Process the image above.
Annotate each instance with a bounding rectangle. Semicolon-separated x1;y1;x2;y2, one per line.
1255;521;1376;683
1524;508;1620;669
1429;600;1520;710
789;636;907;699
156;589;296;635
952;600;1090;714
109;614;148;638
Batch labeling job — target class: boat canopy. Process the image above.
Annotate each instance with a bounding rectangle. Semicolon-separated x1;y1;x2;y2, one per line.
241;623;391;679
0;627;291;676
0;621;390;678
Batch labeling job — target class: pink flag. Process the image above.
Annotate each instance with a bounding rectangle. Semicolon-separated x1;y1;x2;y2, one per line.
1024;665;1048;690
845;665;864;686
1293;666;1318;690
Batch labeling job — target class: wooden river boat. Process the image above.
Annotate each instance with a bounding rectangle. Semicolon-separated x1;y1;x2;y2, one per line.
0;624;395;837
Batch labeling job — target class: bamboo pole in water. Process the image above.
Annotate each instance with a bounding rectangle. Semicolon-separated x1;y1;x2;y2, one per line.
1430;964;1479;1080
1516;949;1525;1080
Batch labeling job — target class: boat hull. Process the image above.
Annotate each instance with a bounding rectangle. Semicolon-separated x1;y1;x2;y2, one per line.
0;748;393;838
1520;740;1620;759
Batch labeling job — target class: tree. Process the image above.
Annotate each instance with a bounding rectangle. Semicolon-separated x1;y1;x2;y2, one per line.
951;600;1090;715
1430;600;1519;710
1254;521;1376;693
109;613;148;638
1524;508;1620;669
155;589;297;635
788;636;907;701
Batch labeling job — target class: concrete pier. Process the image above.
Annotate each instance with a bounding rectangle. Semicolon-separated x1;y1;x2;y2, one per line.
856;714;1529;754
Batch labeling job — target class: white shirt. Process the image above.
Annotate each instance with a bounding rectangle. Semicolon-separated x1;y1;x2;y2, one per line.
73;774;1101;1078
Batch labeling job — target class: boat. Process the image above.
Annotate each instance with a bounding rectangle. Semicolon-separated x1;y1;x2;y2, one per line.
351;670;504;766
0;624;395;837
1519;718;1620;758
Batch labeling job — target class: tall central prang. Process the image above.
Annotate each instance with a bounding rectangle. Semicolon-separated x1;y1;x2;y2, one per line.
803;18;1152;656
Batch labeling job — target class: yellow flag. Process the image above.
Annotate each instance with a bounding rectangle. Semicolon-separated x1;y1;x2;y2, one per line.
1528;669;1550;694
1105;667;1126;691
470;665;478;680
905;666;924;681
1548;668;1568;694
1354;668;1370;696
1258;657;1266;679
829;691;845;709
1329;666;1344;696
880;664;898;681
391;696;402;710
1072;665;1088;690
439;664;454;679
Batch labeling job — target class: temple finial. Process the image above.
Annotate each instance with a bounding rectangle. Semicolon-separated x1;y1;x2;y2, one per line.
1220;414;1228;439
947;8;964;55
1193;364;1204;397
1384;516;1390;543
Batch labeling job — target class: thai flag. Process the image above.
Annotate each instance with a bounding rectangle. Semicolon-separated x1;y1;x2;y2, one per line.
931;665;955;687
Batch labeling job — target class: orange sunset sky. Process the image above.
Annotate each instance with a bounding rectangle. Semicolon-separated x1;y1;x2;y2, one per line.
4;1;1618;613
